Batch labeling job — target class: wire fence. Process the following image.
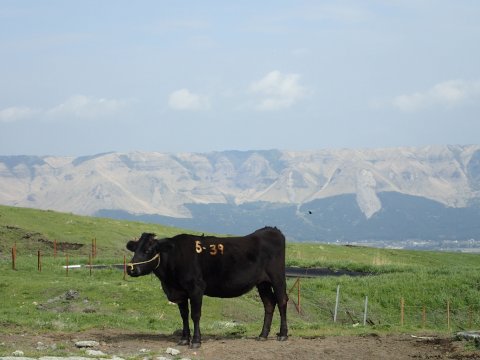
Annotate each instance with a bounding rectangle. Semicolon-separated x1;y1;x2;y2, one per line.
287;278;480;330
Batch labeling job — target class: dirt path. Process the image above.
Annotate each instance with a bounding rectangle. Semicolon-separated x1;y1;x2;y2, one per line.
1;330;478;359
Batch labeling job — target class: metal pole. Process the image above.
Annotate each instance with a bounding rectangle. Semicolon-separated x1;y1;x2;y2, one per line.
334;285;340;322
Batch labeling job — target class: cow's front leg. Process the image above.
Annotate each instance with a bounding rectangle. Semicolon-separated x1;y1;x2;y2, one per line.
177;301;190;346
189;295;203;348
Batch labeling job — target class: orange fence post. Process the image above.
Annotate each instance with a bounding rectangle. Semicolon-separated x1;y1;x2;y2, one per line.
400;298;405;326
89;254;92;276
468;306;473;329
422;305;426;328
123;255;127;281
90;237;98;258
11;246;16;270
447;300;450;330
288;278;301;313
297;278;301;314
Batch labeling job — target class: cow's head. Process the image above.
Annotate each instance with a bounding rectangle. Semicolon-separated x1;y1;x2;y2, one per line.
126;233;173;277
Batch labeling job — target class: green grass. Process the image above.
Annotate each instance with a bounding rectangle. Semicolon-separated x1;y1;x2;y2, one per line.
1;204;480;343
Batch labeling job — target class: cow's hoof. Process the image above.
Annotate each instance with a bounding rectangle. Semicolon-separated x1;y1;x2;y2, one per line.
276;334;288;341
178;339;190;346
190;342;201;349
256;336;268;341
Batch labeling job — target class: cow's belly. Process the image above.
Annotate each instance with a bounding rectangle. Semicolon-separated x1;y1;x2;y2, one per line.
204;282;256;298
203;271;266;298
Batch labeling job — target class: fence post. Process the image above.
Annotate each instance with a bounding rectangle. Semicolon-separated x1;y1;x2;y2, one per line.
400;297;405;326
468;306;473;329
123;255;127;281
334;285;340;323
297;278;301;313
37;250;42;272
12;245;17;270
422;305;426;328
288;278;301;313
66;253;69;277
447;300;450;330
363;296;368;326
89;254;92;276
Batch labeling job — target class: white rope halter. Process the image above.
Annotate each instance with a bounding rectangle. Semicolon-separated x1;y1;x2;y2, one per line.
127;253;160;271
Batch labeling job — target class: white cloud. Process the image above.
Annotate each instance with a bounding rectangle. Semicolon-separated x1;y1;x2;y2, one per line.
250;70;306;111
392;80;480;112
47;95;127;119
0;106;37;123
1;95;128;123
168;89;210;111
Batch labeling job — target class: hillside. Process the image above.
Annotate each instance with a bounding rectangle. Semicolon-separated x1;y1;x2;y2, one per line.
1;145;480;245
1;204;480;348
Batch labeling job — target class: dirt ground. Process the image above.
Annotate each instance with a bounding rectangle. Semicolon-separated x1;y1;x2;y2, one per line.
1;330;479;360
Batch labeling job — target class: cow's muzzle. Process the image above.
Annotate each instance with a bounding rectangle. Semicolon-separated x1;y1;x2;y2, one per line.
126;263;142;277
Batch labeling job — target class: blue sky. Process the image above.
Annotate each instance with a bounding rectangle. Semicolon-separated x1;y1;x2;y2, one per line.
1;1;479;156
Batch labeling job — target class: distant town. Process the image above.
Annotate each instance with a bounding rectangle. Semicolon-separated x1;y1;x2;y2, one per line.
338;238;480;253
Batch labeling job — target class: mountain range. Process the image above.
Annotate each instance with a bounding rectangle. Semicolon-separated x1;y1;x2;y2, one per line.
1;145;480;248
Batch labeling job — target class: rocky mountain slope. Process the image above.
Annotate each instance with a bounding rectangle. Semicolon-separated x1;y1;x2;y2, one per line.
1;145;480;244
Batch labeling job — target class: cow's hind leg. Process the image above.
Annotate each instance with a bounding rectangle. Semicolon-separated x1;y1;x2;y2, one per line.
257;282;276;340
190;295;203;348
177;301;191;346
272;277;288;341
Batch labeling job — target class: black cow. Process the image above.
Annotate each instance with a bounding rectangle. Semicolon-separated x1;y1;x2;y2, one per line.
126;226;288;348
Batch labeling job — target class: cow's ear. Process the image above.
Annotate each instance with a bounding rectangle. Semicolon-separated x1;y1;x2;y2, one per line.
153;238;174;253
126;240;138;252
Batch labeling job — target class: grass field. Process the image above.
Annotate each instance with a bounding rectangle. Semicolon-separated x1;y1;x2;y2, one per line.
1;204;480;341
